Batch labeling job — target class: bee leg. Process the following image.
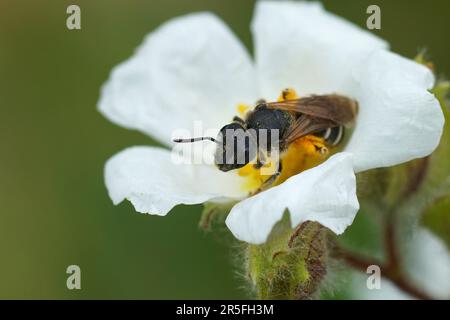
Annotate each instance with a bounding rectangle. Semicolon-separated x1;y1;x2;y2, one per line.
315;144;329;155
311;140;329;156
253;148;267;169
253;160;263;169
250;161;282;196
300;135;329;157
232;116;246;126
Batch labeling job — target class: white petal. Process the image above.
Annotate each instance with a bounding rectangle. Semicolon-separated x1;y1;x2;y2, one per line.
252;1;388;98
350;228;450;299
405;229;450;298
105;146;246;215
225;153;359;244
350;271;412;300
99;13;257;146
346;50;445;172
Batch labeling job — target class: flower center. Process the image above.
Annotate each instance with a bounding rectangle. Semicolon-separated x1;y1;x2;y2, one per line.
236;88;335;194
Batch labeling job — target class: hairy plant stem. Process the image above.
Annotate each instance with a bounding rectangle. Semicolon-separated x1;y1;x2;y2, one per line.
246;220;329;300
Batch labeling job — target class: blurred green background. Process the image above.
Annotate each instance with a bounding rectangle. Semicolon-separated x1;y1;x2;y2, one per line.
0;0;449;299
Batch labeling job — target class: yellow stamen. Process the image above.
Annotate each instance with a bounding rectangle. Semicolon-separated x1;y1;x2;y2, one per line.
278;88;299;101
236;103;250;117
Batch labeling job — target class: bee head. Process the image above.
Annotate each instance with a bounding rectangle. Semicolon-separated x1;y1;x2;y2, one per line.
173;123;257;172
214;123;257;172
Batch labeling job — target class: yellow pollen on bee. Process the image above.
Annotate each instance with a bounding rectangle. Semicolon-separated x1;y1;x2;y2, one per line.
237;161;272;191
236;88;331;193
237;137;329;192
276;136;328;186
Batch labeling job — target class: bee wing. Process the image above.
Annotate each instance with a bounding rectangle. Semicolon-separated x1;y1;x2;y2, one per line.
283;115;337;145
266;94;358;124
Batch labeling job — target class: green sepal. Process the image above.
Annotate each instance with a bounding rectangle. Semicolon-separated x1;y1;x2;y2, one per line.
418;80;450;247
422;81;450;197
246;214;328;300
199;201;236;231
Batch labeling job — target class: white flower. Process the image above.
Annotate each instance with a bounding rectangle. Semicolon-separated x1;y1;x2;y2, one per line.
98;1;444;244
349;228;450;299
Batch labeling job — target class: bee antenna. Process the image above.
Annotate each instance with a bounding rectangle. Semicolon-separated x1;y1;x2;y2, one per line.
173;137;221;144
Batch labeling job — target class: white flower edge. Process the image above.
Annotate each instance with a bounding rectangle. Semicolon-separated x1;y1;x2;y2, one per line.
252;1;389;98
98;1;445;245
251;1;444;173
98;12;258;147
226;152;359;244
344;49;444;172
104;146;246;215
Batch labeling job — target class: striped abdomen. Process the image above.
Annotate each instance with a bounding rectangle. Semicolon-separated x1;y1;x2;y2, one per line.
314;126;344;147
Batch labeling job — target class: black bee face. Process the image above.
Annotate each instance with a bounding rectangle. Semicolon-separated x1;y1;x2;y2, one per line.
214;123;257;172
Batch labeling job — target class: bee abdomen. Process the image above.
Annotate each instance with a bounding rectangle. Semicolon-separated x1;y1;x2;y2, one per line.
315;126;344;146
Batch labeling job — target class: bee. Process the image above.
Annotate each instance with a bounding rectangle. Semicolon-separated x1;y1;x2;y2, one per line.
174;94;358;190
